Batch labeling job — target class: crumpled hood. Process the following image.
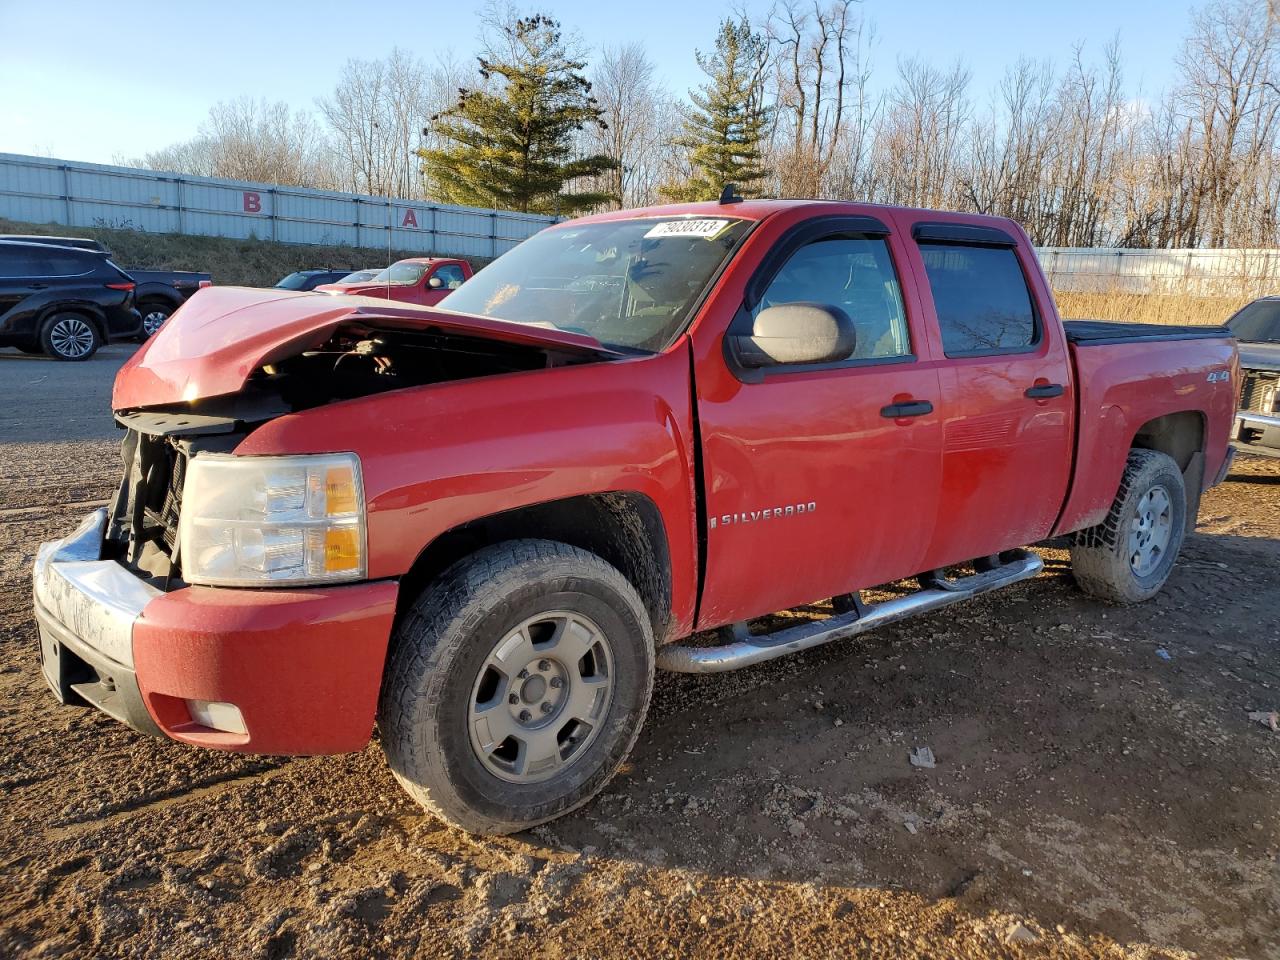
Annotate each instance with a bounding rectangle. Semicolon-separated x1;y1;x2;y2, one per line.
112;286;610;410
1239;340;1280;372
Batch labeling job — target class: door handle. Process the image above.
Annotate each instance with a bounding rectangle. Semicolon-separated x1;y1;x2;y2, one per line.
30;283;48;289
1024;383;1065;399
880;400;934;418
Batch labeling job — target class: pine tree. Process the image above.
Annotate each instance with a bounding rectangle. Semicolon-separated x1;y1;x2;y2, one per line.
662;18;771;202
421;14;617;215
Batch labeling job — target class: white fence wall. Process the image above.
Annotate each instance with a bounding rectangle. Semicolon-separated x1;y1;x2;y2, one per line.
0;152;557;260
1037;246;1280;297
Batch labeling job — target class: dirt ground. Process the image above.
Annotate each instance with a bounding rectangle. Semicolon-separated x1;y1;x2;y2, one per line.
0;346;1277;959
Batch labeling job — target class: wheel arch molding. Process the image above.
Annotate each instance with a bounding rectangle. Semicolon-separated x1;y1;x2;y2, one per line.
395;491;675;648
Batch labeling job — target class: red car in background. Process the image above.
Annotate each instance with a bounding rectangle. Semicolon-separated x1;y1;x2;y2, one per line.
315;257;472;306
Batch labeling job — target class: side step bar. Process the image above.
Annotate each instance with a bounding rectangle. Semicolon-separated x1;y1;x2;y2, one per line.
657;549;1044;674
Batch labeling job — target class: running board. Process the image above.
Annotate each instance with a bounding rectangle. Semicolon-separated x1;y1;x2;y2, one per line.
657;549;1044;674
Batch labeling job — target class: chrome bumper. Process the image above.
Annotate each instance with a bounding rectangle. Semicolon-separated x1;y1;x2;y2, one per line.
1233;410;1280;458
1237;410;1280;431
32;508;160;668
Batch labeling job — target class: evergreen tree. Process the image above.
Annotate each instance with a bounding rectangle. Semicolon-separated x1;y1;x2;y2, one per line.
662;18;771;202
421;14;617;215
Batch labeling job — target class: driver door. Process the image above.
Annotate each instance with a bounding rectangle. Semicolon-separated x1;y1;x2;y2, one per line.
692;221;944;629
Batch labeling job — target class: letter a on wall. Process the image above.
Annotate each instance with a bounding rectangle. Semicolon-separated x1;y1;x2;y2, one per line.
401;209;419;228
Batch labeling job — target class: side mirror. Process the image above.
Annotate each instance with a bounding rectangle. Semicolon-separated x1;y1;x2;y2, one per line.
729;302;856;368
427;275;444;289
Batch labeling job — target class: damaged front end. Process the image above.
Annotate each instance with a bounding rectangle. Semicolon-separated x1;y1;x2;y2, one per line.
105;290;617;587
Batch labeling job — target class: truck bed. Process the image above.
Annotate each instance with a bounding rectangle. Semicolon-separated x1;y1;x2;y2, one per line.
1063;319;1231;345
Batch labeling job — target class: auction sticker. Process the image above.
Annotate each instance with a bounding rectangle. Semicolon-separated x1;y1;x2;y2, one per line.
644;219;733;240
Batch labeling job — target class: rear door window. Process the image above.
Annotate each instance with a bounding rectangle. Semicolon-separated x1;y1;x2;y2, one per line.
918;244;1037;355
44;252;93;277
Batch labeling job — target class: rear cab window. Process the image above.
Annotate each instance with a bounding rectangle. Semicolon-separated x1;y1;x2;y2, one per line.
917;241;1038;356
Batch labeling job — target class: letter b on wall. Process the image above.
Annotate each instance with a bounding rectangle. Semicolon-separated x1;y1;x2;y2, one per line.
243;191;262;213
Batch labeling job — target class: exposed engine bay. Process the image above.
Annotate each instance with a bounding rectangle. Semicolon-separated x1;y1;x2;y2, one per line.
104;322;610;587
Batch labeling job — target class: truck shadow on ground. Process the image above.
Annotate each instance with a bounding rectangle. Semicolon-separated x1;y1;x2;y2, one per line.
509;541;1279;956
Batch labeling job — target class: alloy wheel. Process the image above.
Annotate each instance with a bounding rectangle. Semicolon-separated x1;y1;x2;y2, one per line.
48;317;95;359
1128;484;1173;577
467;611;615;784
142;310;168;336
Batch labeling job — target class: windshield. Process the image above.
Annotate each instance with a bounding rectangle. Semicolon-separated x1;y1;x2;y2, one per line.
275;272;311;290
370;262;428;286
438;217;751;351
341;270;377;283
1227;299;1280;342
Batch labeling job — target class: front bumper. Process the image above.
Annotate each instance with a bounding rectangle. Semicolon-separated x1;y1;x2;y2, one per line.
33;510;399;754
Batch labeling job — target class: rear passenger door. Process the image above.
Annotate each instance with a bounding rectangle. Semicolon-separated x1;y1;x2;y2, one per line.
903;221;1074;568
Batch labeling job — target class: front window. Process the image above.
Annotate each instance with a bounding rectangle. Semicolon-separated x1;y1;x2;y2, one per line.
439;217;751;352
371;262;429;286
1228;299;1280;342
276;272;311;290
756;237;910;360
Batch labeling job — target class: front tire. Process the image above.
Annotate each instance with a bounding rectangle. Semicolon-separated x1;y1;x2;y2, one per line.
379;540;654;835
1071;449;1187;603
40;313;101;361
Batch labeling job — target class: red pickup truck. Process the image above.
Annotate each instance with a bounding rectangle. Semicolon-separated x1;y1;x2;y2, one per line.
32;199;1238;835
313;256;471;306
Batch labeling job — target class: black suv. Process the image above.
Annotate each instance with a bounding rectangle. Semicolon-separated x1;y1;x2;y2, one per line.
0;241;142;360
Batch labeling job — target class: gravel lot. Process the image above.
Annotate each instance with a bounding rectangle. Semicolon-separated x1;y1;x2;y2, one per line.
1;344;1277;959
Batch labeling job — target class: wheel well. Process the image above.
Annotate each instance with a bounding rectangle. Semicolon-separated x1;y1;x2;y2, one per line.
397;492;674;643
1131;410;1204;471
1131;410;1206;517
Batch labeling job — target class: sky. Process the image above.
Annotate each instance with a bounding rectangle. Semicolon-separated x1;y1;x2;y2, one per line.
0;0;1196;165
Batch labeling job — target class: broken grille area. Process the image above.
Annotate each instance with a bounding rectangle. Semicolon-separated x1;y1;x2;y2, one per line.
104;429;187;583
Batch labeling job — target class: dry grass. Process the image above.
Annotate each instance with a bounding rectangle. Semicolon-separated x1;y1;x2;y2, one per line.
1052;289;1251;326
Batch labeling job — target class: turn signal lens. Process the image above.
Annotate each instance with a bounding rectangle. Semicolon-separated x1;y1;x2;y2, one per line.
324;527;361;572
325;466;358;516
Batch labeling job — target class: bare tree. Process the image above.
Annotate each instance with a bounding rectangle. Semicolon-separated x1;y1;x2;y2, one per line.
866;57;971;208
766;0;872;197
131;98;330;187
319;48;434;198
583;44;673;208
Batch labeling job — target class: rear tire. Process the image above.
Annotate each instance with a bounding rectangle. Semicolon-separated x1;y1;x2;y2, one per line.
379;539;654;835
138;301;172;338
40;313;101;361
1070;449;1187;603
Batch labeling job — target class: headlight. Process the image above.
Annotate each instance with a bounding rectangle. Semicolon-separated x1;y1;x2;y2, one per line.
177;453;366;587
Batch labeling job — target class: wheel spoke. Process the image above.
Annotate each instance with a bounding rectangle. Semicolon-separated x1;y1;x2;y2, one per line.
547;616;598;664
514;726;563;777
563;674;610;724
487;625;536;674
471;698;520;755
